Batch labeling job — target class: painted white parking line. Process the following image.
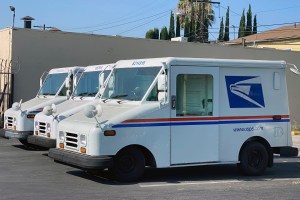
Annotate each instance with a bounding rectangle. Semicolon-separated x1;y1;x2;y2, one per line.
139;178;300;188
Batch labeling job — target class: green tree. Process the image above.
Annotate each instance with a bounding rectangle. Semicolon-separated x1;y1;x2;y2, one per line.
253;14;257;34
224;6;230;41
245;4;252;36
169;11;175;39
176;15;181;37
177;0;215;42
160;26;169;40
153;28;159;39
189;3;195;42
238;9;245;38
184;16;190;39
145;29;154;39
218;17;224;41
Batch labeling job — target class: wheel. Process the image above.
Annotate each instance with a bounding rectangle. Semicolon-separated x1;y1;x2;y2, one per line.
112;148;145;182
239;142;268;176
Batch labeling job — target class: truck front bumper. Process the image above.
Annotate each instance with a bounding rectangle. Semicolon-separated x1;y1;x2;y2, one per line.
27;135;56;149
48;148;114;170
4;129;32;140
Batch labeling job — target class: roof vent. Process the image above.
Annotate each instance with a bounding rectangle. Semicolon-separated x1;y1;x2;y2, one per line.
21;16;35;29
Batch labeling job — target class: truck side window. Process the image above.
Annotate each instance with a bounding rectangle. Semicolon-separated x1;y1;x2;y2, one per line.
176;74;213;116
146;84;158;101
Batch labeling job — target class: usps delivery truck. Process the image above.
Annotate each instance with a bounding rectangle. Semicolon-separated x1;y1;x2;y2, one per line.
3;66;84;147
49;57;298;181
27;64;113;149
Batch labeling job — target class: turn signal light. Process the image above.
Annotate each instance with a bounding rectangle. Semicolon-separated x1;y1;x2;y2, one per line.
27;114;35;119
13;125;16;130
80;147;86;154
35;131;38;135
104;130;116;136
59;143;64;149
47;133;50;138
4;124;7;129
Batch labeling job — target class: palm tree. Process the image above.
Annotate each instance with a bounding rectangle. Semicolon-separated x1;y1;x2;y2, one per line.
177;0;215;42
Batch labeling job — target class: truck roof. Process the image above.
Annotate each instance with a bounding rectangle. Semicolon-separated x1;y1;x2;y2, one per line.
49;66;85;74
115;57;286;69
84;63;114;72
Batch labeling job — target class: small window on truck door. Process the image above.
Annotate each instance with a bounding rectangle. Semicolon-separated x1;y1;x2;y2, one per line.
176;74;213;116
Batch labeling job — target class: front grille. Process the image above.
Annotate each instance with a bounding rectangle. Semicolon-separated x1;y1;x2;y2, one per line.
38;122;47;135
6;116;14;129
66;132;78;149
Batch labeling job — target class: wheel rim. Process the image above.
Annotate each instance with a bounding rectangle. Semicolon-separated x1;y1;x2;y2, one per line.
247;150;262;168
117;154;135;173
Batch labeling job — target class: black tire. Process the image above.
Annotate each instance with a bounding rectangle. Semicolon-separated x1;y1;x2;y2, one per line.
112;148;145;182
239;142;268;176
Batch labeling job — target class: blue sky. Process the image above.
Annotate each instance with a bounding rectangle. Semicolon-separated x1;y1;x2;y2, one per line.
1;0;300;41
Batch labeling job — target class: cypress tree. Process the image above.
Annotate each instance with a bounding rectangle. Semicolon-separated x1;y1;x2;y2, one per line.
253;15;257;34
160;26;169;40
238;9;245;38
169;11;175;39
153;28;159;39
184;16;190;41
224;6;230;41
218;17;224;41
176;15;181;37
189;4;195;42
245;4;252;36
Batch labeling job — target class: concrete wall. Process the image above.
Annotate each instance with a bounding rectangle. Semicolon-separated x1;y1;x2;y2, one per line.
6;28;300;124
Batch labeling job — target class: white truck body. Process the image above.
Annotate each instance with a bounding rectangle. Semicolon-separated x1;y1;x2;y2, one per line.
3;66;84;141
49;57;298;181
28;64;113;148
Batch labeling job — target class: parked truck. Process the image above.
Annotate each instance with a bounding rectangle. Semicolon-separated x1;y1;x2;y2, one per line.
49;57;298;181
3;66;84;147
28;64;113;149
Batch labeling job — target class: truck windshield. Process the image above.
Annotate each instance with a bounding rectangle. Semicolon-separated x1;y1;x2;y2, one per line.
72;70;111;97
102;67;161;101
38;73;68;96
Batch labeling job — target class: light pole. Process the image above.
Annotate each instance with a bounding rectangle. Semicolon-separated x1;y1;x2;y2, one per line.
9;6;15;28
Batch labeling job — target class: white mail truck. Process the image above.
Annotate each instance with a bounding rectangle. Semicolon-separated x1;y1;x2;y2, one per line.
3;66;84;147
49;57;298;181
28;64;113;149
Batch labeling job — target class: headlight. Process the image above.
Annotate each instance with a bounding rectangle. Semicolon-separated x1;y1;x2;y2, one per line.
80;134;87;147
13;118;17;125
47;123;51;132
59;131;65;141
35;121;39;130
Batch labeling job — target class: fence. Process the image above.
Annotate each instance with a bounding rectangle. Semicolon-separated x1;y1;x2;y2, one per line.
0;58;20;126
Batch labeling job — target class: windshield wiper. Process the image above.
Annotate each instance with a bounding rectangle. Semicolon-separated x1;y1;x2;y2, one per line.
111;94;128;99
102;94;128;103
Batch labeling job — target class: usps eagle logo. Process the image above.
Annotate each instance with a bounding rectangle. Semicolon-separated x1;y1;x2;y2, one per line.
225;76;265;108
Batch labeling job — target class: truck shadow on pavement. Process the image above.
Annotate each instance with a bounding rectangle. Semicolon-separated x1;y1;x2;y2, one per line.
66;158;300;185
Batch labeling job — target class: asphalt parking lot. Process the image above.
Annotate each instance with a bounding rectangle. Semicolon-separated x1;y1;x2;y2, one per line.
0;134;300;200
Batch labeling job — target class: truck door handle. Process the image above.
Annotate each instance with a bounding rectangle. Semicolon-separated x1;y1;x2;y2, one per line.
171;95;176;109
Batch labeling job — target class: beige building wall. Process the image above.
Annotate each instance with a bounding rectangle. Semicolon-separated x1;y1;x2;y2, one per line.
0;28;13;114
2;27;300;125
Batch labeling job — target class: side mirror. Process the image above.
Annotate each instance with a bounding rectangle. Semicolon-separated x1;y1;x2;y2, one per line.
84;104;103;119
66;89;71;98
39;78;43;88
42;104;57;116
157;74;167;102
289;63;300;75
11;99;22;111
65;77;71;88
99;73;105;88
